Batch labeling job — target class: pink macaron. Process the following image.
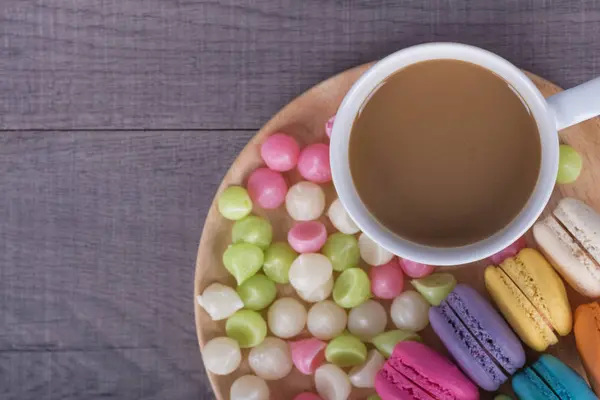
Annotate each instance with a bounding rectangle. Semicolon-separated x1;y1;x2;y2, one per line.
288;221;328;253
297;143;332;183
260;133;300;172
247;167;288;209
375;341;479;400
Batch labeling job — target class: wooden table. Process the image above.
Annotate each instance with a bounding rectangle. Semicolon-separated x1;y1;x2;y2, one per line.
0;2;599;399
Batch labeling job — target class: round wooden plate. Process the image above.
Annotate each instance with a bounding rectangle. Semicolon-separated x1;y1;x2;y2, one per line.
194;63;600;400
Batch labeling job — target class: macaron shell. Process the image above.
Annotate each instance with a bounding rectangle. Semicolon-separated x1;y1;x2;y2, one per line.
448;285;526;374
533;354;597;400
575;302;600;394
484;266;556;351
376;362;436;400
500;248;572;336
429;302;506;391
534;216;600;297
512;368;561;400
386;341;479;400
554;197;600;265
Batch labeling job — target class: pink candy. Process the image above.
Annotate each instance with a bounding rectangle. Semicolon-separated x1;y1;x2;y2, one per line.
297;143;332;183
260;133;300;172
288;221;327;253
290;338;327;375
325;115;335;138
399;258;435;279
247;168;288;209
294;393;323;400
488;236;527;264
370;258;405;299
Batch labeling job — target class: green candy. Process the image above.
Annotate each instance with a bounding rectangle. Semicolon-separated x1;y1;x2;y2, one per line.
367;396;382;400
225;309;267;348
232;215;273;249
325;333;367;367
494;395;513;400
557;144;582;184
322;233;360;272
236;274;277;311
333;268;371;309
223;243;264;285
217;186;253;220
263;242;297;284
411;272;457;306
372;330;422;358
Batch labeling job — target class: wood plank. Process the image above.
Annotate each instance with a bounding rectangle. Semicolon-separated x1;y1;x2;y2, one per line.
1;0;599;130
0;130;253;400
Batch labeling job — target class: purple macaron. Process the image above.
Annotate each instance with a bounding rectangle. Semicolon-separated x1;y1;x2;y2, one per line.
429;284;525;391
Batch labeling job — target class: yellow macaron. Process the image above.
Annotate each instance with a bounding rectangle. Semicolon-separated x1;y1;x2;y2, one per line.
485;248;572;351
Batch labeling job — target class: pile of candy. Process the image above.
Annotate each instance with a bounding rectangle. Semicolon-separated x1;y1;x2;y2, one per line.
197;118;461;400
199;112;589;400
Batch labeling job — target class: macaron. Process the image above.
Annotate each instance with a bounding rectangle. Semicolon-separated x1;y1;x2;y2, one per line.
484;248;572;351
375;341;479;400
429;284;525;391
533;197;600;297
512;354;596;400
574;302;600;394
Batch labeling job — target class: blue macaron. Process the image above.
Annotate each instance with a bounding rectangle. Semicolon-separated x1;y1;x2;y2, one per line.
512;354;597;400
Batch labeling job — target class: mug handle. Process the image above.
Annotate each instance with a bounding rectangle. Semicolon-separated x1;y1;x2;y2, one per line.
546;76;600;130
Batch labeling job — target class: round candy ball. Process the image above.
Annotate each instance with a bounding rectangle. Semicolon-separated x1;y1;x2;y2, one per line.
347;300;387;341
307;300;347;340
557;144;583;184
260;133;300;172
297;277;334;303
247;168;288;210
289;253;333;293
218;186;253;220
286;181;326;221
288;221;328;253
230;375;269;400
202;337;241;375
327;198;360;235
359;233;393;266
297;143;332;183
390;290;430;331
370;258;405;299
267;297;307;339
249;337;293;380
315;364;351;400
398;258;435;279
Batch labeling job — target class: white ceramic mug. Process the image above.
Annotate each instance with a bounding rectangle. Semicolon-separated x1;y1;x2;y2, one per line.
330;43;600;266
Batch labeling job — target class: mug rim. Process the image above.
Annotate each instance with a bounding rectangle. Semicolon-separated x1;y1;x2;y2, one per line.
330;43;559;266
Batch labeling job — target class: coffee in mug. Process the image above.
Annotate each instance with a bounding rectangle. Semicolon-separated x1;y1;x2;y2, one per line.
349;59;541;247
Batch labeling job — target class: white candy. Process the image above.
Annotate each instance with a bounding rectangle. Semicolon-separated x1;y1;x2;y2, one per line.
391;290;431;332
315;364;352;400
348;349;385;388
249;337;293;380
196;283;244;321
347;299;387;341
327;198;360;234
358;233;394;266
307;300;347;340
289;253;333;292
230;375;270;400
267;297;307;339
297;276;334;302
202;337;241;375
286;181;326;221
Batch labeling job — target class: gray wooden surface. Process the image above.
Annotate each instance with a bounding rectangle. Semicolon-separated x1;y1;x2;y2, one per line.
0;1;599;399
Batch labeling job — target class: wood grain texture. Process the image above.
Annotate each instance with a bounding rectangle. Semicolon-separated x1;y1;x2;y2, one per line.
0;129;253;400
1;0;599;130
194;65;600;399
